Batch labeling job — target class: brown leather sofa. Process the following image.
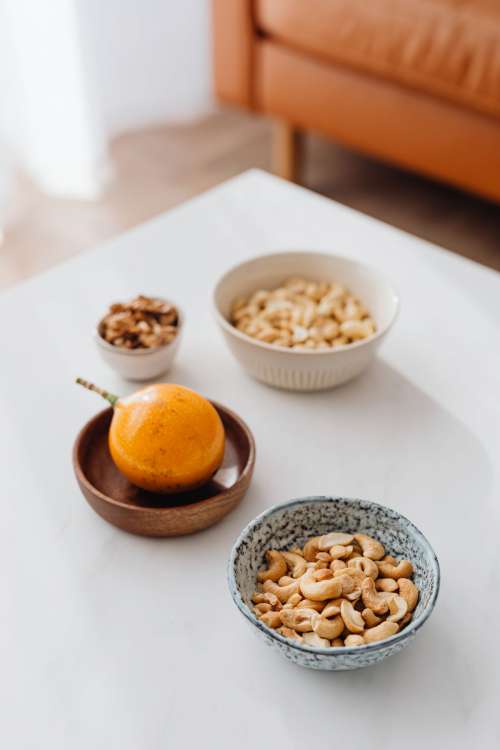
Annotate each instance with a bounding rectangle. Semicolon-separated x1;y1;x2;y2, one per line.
213;0;500;202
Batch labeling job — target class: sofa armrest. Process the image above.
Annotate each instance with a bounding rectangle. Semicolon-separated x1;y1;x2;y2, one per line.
212;0;256;108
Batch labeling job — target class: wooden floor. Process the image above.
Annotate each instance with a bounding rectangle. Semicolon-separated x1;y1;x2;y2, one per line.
1;109;499;290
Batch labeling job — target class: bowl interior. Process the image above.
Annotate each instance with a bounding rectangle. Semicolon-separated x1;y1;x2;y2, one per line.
231;497;439;645
76;404;254;510
214;252;398;334
96;301;184;356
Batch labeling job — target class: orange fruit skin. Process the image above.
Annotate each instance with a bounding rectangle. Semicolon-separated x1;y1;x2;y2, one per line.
108;384;225;493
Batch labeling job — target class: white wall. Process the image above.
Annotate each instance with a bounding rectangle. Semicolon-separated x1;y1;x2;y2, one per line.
0;4;22;151
78;0;214;137
0;2;20;220
1;0;109;197
0;0;214;197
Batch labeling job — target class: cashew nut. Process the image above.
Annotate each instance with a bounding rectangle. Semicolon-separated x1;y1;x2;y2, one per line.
377;559;414;579
346;551;363;562
303;536;323;561
331;638;344;648
398;578;419;611
257;550;287;582
313;560;330;570
314;568;334;581
362;608;382;628
354;534;385;561
252;593;266;604
329;544;354;560
262;592;280;608
282;593;303;609
361;577;392;615
399;611;413;628
280;607;315;632
340;319;374;340
346;589;362;602
333;566;363;582
347;556;379;579
344;634;365;647
278;575;295;586
347;541;363;560
253;603;272;615
376;578;398;593
311;613;344;639
340;599;365;634
334;567;365;588
330;559;347;572
363;621;399;644
306;561;329;572
282;551;307;578
387;595;408;623
303;631;330;648
381;555;397;565
322;599;344;618
278;626;303;643
299;599;325;612
333;568;363;602
259;611;282;629
319;532;354;549
333;573;356;596
315;552;332;562
263;578;300;603
343;298;366;322
299;570;343;601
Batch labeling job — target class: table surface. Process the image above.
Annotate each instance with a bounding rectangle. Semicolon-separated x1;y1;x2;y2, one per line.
2;170;499;749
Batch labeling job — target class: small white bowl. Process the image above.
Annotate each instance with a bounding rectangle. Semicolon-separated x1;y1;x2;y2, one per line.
94;304;183;382
213;251;399;391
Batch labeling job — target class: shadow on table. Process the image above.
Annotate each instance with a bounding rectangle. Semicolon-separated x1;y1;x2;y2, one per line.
282;616;480;742
267;356;492;523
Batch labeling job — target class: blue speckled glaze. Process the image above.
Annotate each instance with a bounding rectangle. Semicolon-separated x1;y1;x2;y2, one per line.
228;496;440;671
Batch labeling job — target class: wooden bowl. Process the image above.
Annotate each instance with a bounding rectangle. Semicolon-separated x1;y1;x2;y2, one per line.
73;402;256;537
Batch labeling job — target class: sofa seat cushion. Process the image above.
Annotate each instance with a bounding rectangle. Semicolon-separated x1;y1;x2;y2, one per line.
255;0;500;120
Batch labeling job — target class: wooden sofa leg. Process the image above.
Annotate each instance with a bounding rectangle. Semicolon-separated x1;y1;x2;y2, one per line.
273;121;302;182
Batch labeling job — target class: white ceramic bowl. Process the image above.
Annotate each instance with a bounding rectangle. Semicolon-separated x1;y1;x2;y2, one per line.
94;305;183;382
213;252;399;391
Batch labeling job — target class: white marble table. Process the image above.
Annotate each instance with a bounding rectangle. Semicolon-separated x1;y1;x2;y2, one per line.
2;170;499;749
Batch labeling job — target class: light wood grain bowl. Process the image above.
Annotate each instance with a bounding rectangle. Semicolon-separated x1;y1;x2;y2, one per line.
73;403;255;537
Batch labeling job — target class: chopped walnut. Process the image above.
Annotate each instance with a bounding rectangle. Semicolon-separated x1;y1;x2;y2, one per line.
99;295;179;350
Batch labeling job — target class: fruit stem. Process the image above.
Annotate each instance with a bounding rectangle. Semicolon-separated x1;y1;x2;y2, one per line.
75;377;119;406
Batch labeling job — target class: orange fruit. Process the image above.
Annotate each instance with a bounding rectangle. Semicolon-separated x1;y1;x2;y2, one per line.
109;383;225;493
76;379;225;493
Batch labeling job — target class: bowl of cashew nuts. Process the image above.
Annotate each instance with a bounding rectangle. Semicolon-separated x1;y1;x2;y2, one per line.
228;496;440;670
213;251;399;391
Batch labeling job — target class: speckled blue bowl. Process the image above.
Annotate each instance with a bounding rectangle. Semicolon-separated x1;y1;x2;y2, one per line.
228;496;440;671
